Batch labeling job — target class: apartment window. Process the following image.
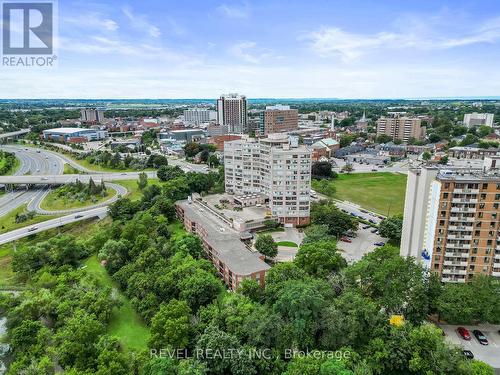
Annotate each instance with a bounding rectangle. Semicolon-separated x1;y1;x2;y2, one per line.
482;183;488;189
443;192;449;198
496;194;500;200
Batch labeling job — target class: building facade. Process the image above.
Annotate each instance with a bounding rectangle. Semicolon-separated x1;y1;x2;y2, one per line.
183;108;216;124
224;134;312;226
80;108;105;124
259;105;299;135
463;113;494;128
401;159;500;282
376;116;426;142
42;127;108;143
217;93;248;134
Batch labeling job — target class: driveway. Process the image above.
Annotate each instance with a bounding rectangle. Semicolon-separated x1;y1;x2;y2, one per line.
271;228;304;262
440;324;500;369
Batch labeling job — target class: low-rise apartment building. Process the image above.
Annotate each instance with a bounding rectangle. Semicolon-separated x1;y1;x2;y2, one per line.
225;134;312;226
401;157;500;282
176;198;270;290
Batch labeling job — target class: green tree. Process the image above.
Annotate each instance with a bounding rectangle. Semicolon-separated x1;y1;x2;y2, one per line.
422;151;432;161
137;171;148;190
157;165;184;181
311;201;357;237
149;299;192;350
378;215;403;245
255;234;278;259
295;240;346;277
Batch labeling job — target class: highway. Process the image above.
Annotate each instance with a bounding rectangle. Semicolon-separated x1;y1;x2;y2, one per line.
0;145;64;216
0;207;108;245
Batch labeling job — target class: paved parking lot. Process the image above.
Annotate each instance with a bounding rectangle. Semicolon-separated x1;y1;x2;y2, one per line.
337;224;388;262
440;324;500;369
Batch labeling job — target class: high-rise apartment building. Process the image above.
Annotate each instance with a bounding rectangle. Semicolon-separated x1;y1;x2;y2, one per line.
376;116;426;142
80;108;105;124
259;105;299;135
183;108;216;124
217;93;248;134
224;134;312;226
463;113;494;128
401;157;500;282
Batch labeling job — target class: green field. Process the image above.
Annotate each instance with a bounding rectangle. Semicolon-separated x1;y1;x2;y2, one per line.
312;172;407;216
84;255;150;352
115;178;162;201
0;204;58;234
40;187;116;211
63;163;82;174
0;247;17;287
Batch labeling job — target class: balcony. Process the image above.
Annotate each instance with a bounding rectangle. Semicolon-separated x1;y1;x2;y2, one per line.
448;225;473;231
452;198;478;204
445;251;469;257
450;207;476;213
454;189;479;194
442;268;467;275
446;243;471;249
441;276;466;283
492;271;500;277
443;260;468;267
447;234;472;240
449;216;475;222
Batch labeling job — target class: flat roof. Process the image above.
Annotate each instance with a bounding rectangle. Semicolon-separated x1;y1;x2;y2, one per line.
177;200;270;276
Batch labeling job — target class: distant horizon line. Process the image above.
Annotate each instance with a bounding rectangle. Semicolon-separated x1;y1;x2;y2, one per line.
1;96;500;102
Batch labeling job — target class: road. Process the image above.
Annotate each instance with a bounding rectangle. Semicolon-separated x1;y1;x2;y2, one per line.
0;207;108;245
0;145;64;216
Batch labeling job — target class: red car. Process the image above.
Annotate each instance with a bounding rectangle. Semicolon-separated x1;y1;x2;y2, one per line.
340;237;352;243
457;327;471;340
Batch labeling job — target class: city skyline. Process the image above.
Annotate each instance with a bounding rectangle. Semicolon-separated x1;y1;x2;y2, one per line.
1;0;500;99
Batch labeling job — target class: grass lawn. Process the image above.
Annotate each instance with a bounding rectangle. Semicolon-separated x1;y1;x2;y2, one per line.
276;241;298;247
63;163;82;174
312;172;407;216
84;255;150;352
40;187;116;211
115;178;162;201
0;204;58;234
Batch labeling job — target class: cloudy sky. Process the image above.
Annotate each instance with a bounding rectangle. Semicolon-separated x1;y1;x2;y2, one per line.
2;0;500;99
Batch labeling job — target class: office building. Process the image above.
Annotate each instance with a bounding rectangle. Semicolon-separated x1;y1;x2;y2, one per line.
401;158;500;282
224;134;312;226
259;105;299;135
376;116;426;142
217;93;248;134
184;108;216;124
80;108;105;124
463;113;494;128
42;127;108;143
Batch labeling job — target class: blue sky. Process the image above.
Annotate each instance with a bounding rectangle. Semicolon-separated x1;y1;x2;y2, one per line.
2;0;500;98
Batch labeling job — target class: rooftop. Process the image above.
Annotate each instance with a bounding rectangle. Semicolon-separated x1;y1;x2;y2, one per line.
177;199;270;276
43;127;92;134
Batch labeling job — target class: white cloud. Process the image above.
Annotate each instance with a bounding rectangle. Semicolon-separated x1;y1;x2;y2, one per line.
217;3;250;19
306;16;500;61
122;6;161;38
229;41;275;64
63;12;118;32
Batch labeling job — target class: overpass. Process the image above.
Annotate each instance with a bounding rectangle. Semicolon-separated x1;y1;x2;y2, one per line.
0;129;30;142
0;171;158;186
0;207;107;245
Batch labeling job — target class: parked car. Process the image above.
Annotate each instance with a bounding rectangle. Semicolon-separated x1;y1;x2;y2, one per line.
473;330;488;345
340;237;352;243
362;225;371;229
350;213;357;217
462;350;474;360
368;219;377;224
360;209;368;213
374;242;385;246
371;228;378;233
371;168;377;172
457;327;471;340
